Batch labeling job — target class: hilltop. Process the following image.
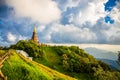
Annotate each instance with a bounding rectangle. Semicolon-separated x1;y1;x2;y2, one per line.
8;40;120;80
0;49;76;80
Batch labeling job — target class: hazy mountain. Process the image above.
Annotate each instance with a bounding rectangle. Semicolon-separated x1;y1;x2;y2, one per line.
97;58;119;70
85;47;118;60
85;47;119;69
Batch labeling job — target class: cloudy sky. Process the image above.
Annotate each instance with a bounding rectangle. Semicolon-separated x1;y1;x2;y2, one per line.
0;0;120;46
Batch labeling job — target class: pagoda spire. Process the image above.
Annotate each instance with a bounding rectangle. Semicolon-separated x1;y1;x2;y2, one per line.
34;24;36;33
31;24;39;43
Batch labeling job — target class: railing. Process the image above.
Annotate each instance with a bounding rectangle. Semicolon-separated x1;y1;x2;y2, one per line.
0;50;12;80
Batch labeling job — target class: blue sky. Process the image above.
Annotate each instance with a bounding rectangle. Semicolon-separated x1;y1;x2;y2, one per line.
0;0;120;46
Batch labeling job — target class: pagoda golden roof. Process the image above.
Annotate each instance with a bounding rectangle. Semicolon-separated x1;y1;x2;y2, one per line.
34;24;36;33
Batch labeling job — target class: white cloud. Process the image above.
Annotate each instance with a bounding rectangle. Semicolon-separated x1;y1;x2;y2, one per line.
7;32;28;43
109;2;120;23
42;33;52;42
67;0;81;7
2;0;120;45
74;0;107;25
64;0;81;11
60;0;108;23
6;0;61;24
48;23;97;43
7;32;16;42
103;26;120;43
37;25;46;32
102;20;120;44
102;2;120;44
18;35;27;40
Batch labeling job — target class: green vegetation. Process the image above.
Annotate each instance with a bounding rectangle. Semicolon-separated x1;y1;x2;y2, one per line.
0;49;76;80
8;40;120;80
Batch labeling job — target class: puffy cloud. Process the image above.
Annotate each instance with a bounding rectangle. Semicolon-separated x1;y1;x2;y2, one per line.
5;0;61;24
109;2;120;23
102;21;120;44
7;32;27;44
103;26;120;44
43;23;97;43
0;0;120;46
55;0;120;44
7;32;16;42
66;0;81;7
102;1;120;44
55;0;81;11
74;0;107;25
56;0;108;25
64;0;81;11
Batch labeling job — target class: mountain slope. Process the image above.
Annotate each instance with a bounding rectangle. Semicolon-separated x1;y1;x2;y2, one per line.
1;49;76;80
9;40;120;80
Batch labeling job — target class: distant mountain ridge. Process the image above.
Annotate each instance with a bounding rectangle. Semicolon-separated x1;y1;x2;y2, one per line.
97;58;119;70
85;47;118;60
85;47;119;69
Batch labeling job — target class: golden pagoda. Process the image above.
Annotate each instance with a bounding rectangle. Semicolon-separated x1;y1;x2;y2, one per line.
31;24;39;43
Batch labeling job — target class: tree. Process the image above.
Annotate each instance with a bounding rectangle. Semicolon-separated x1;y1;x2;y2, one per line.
62;54;69;70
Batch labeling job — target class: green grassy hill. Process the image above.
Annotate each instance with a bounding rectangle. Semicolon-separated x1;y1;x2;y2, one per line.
9;40;120;80
0;49;76;80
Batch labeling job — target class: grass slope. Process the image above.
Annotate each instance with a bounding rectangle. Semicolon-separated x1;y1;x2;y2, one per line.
9;40;120;80
0;50;76;80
